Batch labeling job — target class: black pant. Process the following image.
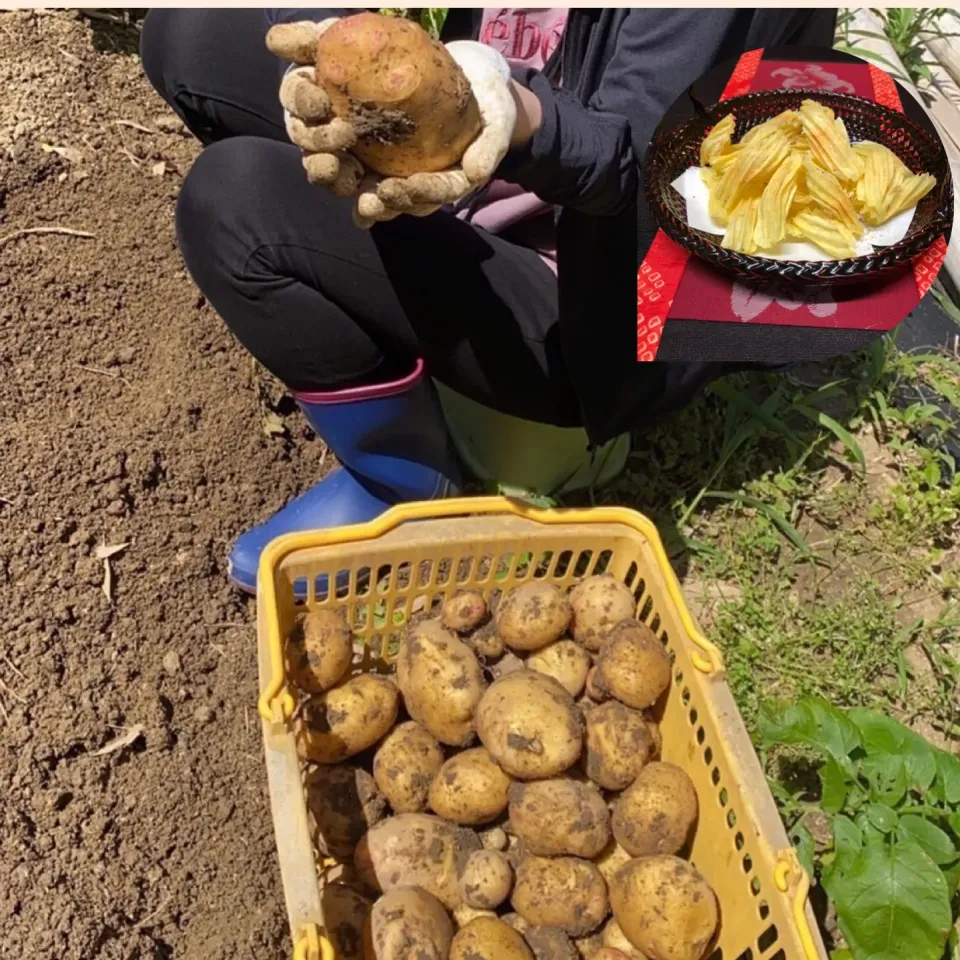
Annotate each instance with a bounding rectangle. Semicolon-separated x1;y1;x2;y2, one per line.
142;8;587;427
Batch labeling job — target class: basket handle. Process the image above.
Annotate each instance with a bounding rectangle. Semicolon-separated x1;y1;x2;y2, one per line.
775;849;824;960
293;925;334;960
256;496;725;722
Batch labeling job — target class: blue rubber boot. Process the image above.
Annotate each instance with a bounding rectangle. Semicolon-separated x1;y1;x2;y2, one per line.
227;360;460;593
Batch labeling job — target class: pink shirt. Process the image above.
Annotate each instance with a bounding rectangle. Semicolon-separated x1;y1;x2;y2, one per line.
459;9;568;272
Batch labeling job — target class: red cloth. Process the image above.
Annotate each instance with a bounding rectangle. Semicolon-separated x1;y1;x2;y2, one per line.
637;52;948;361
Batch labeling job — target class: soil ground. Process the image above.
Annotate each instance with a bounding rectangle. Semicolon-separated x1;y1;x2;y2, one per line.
1;11;314;958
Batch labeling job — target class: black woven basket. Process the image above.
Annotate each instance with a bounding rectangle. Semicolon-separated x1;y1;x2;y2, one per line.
644;89;953;285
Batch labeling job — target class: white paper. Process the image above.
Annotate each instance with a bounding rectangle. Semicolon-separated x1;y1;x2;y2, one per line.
669;165;917;262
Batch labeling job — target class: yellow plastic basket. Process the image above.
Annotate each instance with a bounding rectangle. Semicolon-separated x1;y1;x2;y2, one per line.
255;497;828;960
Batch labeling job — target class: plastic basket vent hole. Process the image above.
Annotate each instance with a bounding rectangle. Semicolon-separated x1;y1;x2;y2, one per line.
554;550;574;578
436;557;453;586
650;612;661;633
727;809;738;829
533;551;554;578
719;789;729;808
396;562;412;590
681;687;691;706
688;708;698;727
742;854;753;875
733;949;754;960
494;554;516;582
623;561;639;589
476;555;493;582
705;949;724;960
757;925;778;954
703;746;713;766
375;564;393;592
735;831;745;852
386;631;403;661
573;550;593;577
758;901;770;921
750;876;761;896
696;727;706;746
335;569;351;599
416;559;433;588
456;556;474;583
369;634;384;661
594;549;613;575
639;596;654;623
766;952;786;960
675;670;684;686
351;605;368;632
515;551;536;579
711;767;721;786
357;566;373;596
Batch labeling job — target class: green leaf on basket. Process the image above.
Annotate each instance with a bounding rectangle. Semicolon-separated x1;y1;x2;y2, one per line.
834;840;951;960
896;816;958;865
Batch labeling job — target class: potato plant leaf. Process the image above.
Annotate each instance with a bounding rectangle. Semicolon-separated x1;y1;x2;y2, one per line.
823;815;863;900
834;840;951;960
896;816;958;866
848;708;938;792
819;755;849;814
759;696;860;772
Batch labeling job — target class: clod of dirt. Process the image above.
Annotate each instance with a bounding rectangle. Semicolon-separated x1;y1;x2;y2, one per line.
162;650;182;675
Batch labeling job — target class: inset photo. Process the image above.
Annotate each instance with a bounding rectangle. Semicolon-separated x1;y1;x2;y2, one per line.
639;45;955;362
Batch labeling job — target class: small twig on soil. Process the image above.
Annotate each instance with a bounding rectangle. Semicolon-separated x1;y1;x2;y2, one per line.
57;45;83;65
2;655;25;682
114;119;155;135
132;897;169;930
206;622;252;630
0;226;95;249
76;363;130;386
117;146;143;168
209;642;226;656
0;678;26;705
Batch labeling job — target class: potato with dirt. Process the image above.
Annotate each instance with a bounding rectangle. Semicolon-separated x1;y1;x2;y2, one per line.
509;778;610;859
601;920;648;960
593;620;671;710
496;581;573;652
296;674;398;763
311;13;482;178
373;720;443;813
304;764;386;860
568;574;636;651
512;855;609;938
582;700;655;790
459;849;513;909
610;856;718;960
320;882;372;959
595;840;632;889
397;619;485;746
466;618;506;659
476;671;583;779
355;812;481;910
429;746;513;825
363;887;453;960
611;762;698;858
454;903;497;929
450;916;534;960
442;589;488;633
527;640;591;697
285;608;353;694
502;914;578;960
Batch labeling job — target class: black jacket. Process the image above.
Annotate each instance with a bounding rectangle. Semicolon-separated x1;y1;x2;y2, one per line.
460;8;838;444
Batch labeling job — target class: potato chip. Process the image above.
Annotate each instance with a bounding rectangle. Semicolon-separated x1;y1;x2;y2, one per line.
882;170;936;221
755;153;802;250
798;99;863;183
790;207;857;259
721;197;760;255
713;128;792;219
700;113;736;166
802;158;863;237
740;110;800;146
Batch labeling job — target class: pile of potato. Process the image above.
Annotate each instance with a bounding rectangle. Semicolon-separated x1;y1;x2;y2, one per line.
284;573;720;960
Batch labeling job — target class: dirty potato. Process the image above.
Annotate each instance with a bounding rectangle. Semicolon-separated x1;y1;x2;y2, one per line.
496;582;572;652
509;778;610;859
582;701;655;791
453;903;497;929
568;574;636;652
450;917;534;960
611;762;698;858
304;764;386;861
512;855;609;938
355;813;481;910
593;621;671;710
502;914;578;960
610;856;719;960
363;887;453;960
285;608;353;694
527;640;591;697
465;617;506;659
320;882;371;959
429;747;512;825
602;920;648;960
476;672;583;780
459;849;513;909
296;674;398;763
397;619;485;746
442;589;488;633
595;840;632;889
373;721;444;813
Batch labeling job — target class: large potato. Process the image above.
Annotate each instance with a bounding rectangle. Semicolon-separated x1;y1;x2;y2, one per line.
285;609;353;694
459;849;513;909
442;589;488;633
296;674;398;763
502;914;578;960
450;917;534;960
397;620;485;746
602;920;648;960
527;640;591;697
304;764;386;860
314;13;482;177
583;701;655;790
512;855;609;938
355;813;481;910
476;672;583;780
509;778;610;859
568;575;636;652
496;582;572;652
429;747;512;825
594;621;671;710
363;887;453;960
610;857;718;960
320;883;371;960
611;763;698;857
373;721;443;813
